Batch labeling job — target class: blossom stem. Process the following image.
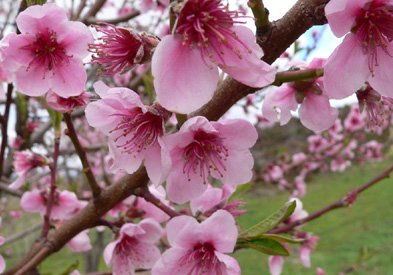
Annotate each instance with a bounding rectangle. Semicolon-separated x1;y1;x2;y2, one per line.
273;68;324;86
63;113;102;198
270;162;393;234
136;186;181;218
41;134;60;238
0;84;13;178
248;0;270;32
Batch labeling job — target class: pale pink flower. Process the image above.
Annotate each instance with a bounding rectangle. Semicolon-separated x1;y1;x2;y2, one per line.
263;165;284;183
361;140;384;161
2;3;92;97
324;0;393;99
344;106;365;132
330;156;351;172
268;256;284;275
164;116;257;204
190;184;245;216
152;0;275;113
307;135;329;153
299;235;319;268
292;152;307;166
85;82;171;185
292;176;307;198
288;198;308;223
103;219;163;275
46;90;90;113
262;59;338;133
137;185;171;223
67;230;92;252
10;151;48;189
90;23;159;75
152;210;240;275
20;189;81;220
316;267;326;275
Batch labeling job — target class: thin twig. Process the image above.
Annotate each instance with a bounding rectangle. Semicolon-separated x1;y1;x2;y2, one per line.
4;223;41;246
0;84;13;177
136;187;180;218
270;163;393;234
86;11;140;24
63;113;101;198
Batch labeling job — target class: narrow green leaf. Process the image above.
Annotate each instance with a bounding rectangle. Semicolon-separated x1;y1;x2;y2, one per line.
237;238;289;256
239;200;296;237
256;234;303;244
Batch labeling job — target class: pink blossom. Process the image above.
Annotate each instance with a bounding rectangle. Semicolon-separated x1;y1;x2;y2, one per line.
190;184;245;216
85;83;171;185
20;189;81;220
10;151;47;189
288;198;308;223
316;267;326;275
152;210;240;275
152;0;275;113
263;165;284;183
262;59;338;133
344;106;365;132
307;135;329;153
268;256;284;275
136;185;171;223
46;90;90;113
324;0;393;99
361;140;384;161
103;219;163;275
292;152;307;165
140;0;169;12
2;3;92;97
299;235;319;268
67;230;92;252
90;23;159;75
292;176;307;198
164;116;257;204
330;156;351;172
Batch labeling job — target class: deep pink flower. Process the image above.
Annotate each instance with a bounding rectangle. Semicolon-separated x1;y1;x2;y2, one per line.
164;116;257;204
10;151;48;189
20;189;81;220
262;59;338;133
46;90;90;113
90;23;159;75
152;0;275;113
85;82;171;185
103;219;163;275
324;0;393;99
152;210;240;275
2;3;92;97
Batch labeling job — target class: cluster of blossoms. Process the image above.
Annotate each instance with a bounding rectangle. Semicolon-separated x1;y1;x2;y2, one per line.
260;104;390;198
0;0;392;274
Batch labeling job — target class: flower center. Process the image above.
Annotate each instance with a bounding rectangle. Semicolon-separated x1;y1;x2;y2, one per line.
175;0;249;64
109;107;164;156
90;23;144;75
180;242;225;274
183;130;228;183
22;29;70;72
352;0;393;73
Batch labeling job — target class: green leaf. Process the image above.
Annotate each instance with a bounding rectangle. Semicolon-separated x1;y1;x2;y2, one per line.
237;237;289;256
228;182;254;202
239;200;296;237
255;234;303;244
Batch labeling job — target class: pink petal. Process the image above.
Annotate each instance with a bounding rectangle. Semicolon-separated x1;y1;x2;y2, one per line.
325;0;370;37
144;142;166;185
212;119;258;150
324;34;369;99
106;139;145;175
152;35;219;113
93;81;110;97
367;45;393;98
51;58;86;97
67;231;92;252
151;247;189;275
262;86;297;125
20;190;46;214
190;185;223;215
103;241;117;266
299;93;338;133
299;247;311;268
58;21;93;59
269;256;284;275
137;218;163;243
200;210;237;253
216;149;254;186
166;215;199;248
130;241;161;269
14;64;51;96
9;172;27;189
0;255;5;273
16;3;68;34
215;252;241;275
216;26;276;88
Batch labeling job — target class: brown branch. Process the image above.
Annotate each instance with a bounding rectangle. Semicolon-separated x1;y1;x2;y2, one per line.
81;0;107;24
136;186;180;218
270;163;393;234
63;113;102;198
6;0;331;273
86;11;141;24
0;84;13;177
